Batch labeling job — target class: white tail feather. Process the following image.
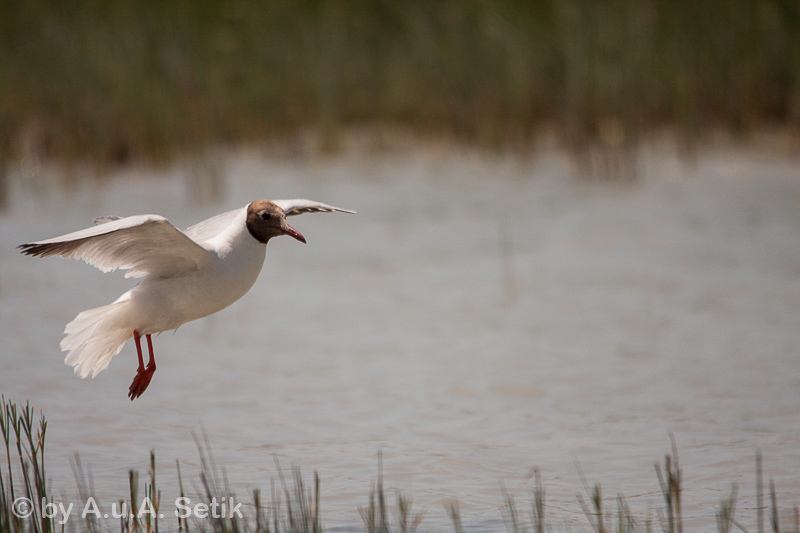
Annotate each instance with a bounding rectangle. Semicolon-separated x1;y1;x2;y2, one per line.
61;301;132;378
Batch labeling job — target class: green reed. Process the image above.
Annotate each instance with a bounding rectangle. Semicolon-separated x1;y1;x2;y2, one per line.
2;398;799;533
1;1;798;183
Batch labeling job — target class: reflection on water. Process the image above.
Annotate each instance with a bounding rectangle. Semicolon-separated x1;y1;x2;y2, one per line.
1;148;799;531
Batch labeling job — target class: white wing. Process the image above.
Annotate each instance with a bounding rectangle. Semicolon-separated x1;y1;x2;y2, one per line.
183;207;243;243
272;199;355;216
19;215;211;278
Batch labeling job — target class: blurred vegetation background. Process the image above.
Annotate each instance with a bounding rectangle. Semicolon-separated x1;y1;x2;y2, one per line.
1;0;798;178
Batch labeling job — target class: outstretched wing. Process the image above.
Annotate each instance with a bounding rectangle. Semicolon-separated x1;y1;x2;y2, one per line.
183;207;243;243
19;215;211;278
271;199;355;216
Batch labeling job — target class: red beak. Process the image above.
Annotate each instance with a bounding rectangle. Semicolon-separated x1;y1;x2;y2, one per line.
282;225;306;243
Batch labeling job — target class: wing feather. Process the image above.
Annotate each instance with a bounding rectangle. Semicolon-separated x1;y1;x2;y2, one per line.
183;207;243;243
19;215;211;278
272;199;355;216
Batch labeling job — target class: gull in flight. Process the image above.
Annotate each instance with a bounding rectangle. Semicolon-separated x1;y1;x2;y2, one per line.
19;199;354;400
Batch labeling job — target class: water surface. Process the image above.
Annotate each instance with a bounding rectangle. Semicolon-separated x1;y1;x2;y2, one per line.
1;147;799;531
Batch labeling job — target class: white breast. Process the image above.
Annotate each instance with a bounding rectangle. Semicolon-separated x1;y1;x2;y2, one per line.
124;209;268;334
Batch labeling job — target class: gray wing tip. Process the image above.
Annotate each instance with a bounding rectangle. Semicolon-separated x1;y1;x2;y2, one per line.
301;207;356;215
19;240;84;258
18;242;50;257
274;199;356;216
94;215;122;225
294;206;356;215
308;206;356;214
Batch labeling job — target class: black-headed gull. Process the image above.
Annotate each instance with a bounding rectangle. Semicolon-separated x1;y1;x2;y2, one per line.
19;199;354;400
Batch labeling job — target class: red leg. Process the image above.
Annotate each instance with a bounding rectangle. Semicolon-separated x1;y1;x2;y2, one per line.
145;334;156;372
134;331;145;372
142;334;157;385
128;330;157;400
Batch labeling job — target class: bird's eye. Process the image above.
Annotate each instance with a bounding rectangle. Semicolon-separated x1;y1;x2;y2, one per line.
259;211;271;221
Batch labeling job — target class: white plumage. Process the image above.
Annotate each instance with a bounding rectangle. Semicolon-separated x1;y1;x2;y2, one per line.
19;199;354;399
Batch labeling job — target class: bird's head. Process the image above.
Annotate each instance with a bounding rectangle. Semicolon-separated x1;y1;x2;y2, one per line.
246;200;306;244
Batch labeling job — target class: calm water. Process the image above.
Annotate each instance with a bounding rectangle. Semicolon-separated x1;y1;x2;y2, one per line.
1;146;799;531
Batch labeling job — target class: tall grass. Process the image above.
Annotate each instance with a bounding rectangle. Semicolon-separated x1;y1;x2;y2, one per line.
0;397;51;533
2;397;799;533
1;1;798;179
654;435;682;533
